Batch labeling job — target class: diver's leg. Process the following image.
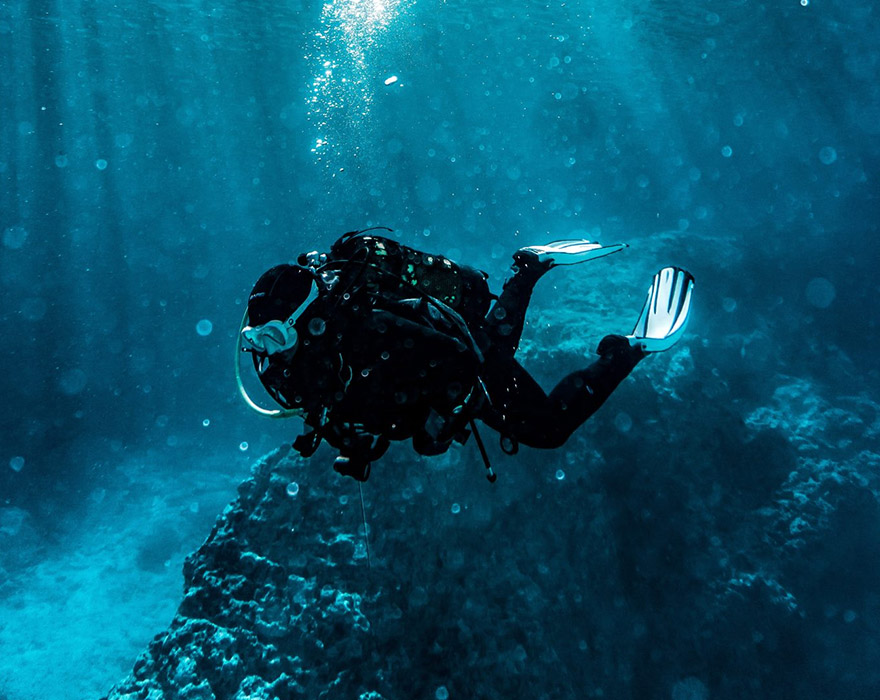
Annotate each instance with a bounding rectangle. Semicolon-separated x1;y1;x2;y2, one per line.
477;336;644;448
481;253;549;357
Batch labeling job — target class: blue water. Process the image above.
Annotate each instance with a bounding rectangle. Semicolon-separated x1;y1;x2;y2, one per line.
1;0;878;698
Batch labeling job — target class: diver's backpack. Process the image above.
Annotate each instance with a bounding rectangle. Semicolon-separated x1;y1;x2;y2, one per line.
289;229;494;475
314;229;493;329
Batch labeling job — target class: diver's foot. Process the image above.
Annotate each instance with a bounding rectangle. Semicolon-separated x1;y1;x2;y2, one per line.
597;334;646;363
515;239;628;270
626;266;695;353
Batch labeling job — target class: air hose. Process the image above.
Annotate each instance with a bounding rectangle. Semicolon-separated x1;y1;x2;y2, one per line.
234;309;302;419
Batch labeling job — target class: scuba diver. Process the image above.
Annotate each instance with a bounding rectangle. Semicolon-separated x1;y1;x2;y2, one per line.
236;228;694;482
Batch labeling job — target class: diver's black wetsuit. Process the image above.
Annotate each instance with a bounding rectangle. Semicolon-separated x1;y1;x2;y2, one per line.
473;254;644;449
257;234;643;470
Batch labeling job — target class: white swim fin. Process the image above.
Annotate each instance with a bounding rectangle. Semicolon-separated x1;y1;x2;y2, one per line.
627;266;695;353
517;239;628;268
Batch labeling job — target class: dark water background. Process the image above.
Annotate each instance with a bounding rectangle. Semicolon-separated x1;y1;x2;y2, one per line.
1;0;878;698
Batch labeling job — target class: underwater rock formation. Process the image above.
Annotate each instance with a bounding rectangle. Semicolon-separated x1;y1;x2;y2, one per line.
104;377;880;700
104;234;879;699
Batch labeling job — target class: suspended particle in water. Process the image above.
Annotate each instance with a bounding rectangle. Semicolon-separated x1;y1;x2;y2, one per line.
55;154;69;168
9;456;25;472
818;146;837;164
555;469;566;481
805;277;836;308
450;503;461;514
202;419;211;427
286;482;300;497
115;133;133;148
196;319;213;336
239;441;249;451
95;158;108;170
189;502;199;513
384;75;398;85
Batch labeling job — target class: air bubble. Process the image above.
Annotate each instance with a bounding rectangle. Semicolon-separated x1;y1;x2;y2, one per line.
286;482;300;497
196;319;213;336
3;225;28;249
805;277;836;308
202;419;211;427
59;368;87;395
555;469;565;481
721;145;733;158
450;503;461;514
722;297;737;312
818;146;837;165
614;412;633;433
239;441;249;451
21;297;47;321
95;158;108;170
435;687;449;700
9;456;25;472
308;317;326;336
